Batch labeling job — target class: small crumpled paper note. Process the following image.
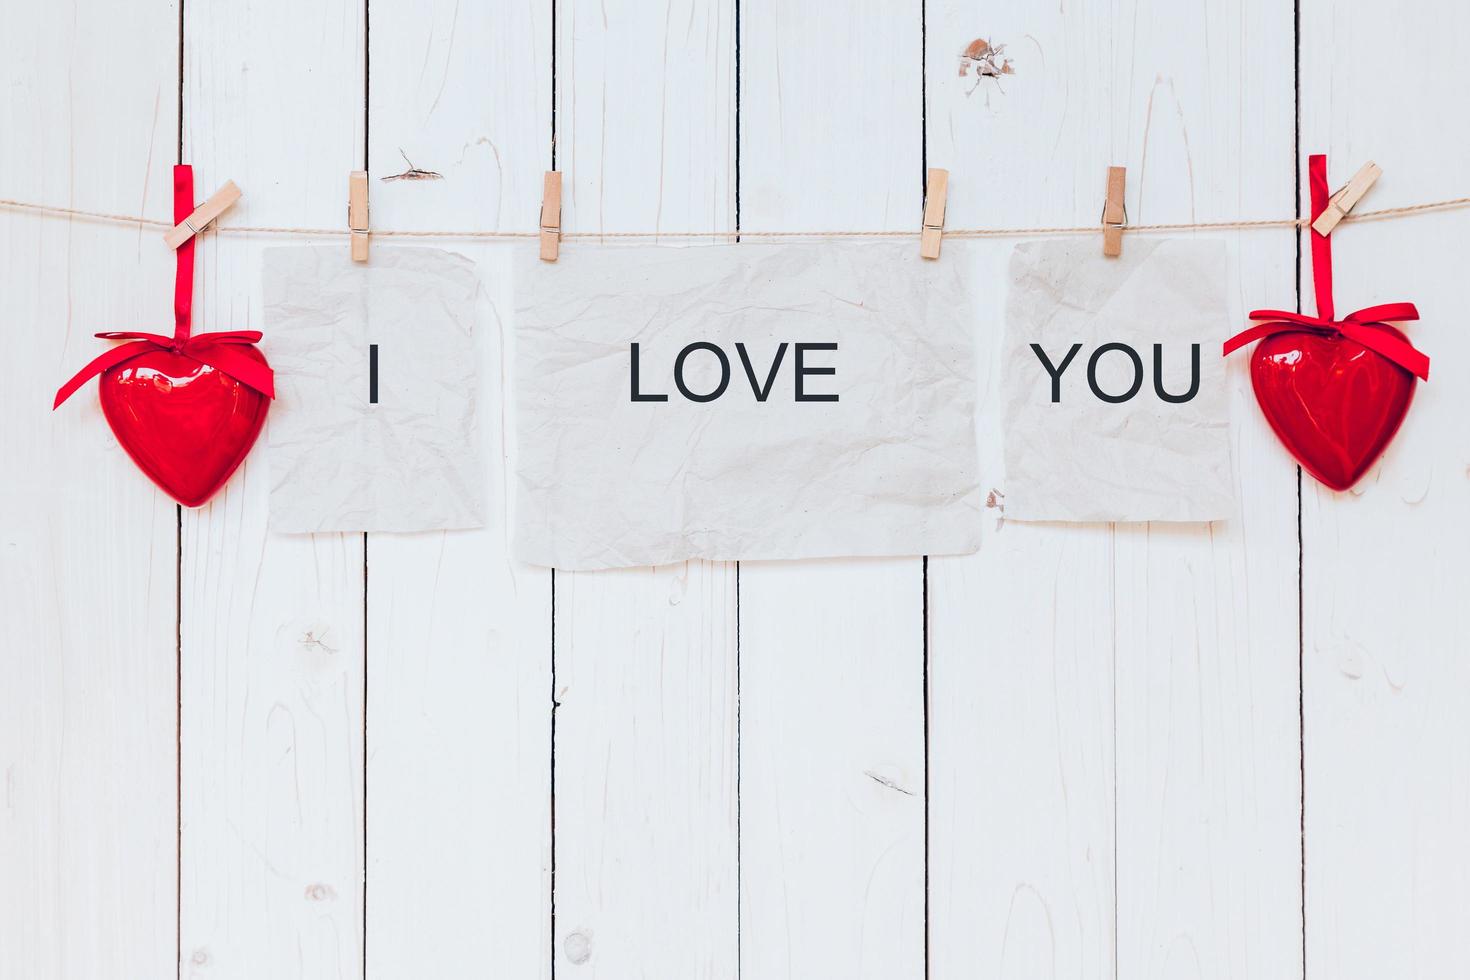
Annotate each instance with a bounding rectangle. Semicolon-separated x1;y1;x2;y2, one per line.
514;242;982;570
1002;238;1234;522
262;246;485;533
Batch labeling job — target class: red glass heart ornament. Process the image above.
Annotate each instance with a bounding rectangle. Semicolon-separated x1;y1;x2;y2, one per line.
53;165;274;508
98;347;269;507
1250;327;1416;491
1224;154;1429;492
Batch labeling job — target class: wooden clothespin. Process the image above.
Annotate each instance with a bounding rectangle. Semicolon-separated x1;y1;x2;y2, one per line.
1102;166;1126;257
1311;161;1381;236
920;168;949;259
540;171;563;262
162;180;241;249
349;171;370;262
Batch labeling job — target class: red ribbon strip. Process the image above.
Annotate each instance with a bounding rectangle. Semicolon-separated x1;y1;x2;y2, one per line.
53;164;274;409
1221;154;1429;381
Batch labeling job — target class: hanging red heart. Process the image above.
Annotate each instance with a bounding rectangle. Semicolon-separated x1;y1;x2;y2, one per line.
1224;154;1429;491
54;165;274;507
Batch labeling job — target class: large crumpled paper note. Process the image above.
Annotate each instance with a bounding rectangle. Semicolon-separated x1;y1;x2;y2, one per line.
1002;238;1234;522
514;242;981;569
262;246;485;532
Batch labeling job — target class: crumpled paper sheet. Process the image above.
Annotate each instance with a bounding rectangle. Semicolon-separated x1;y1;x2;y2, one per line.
262;246;485;532
514;242;981;570
1002;238;1234;522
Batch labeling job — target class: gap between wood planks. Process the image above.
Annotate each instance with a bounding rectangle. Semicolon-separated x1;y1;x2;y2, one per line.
1293;0;1308;972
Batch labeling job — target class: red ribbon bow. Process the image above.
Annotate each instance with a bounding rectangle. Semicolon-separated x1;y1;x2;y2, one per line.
53;165;274;409
1221;154;1429;382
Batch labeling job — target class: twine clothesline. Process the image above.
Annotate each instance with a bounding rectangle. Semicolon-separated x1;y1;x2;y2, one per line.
3;193;1470;240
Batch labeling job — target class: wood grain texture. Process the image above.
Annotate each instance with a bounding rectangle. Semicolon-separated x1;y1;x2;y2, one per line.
1103;1;1302;977
364;0;553;975
0;2;179;977
550;1;740;977
1300;3;1470;975
923;1;1302;977
178;0;366;975
736;4;927;977
924;8;1116;976
14;0;1470;975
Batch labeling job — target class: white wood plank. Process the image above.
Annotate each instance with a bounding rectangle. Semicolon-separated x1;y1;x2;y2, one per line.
923;1;1302;976
736;4;926;977
551;1;740;977
1107;1;1302;975
364;1;553;976
178;1;366;976
1300;5;1470;976
928;532;1115;980
0;2;179;976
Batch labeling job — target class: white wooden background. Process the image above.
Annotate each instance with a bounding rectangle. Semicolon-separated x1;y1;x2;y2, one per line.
3;0;1466;976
